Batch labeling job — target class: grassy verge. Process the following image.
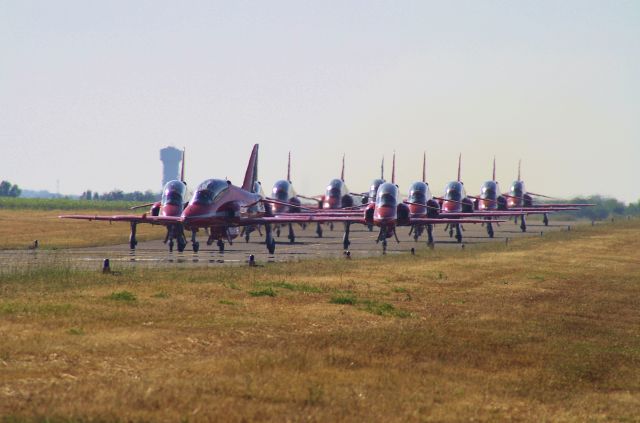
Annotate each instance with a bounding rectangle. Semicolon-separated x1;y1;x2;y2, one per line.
0;208;164;250
0;219;639;421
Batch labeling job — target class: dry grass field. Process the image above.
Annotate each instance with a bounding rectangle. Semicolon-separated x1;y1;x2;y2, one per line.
0;209;164;250
1;219;639;422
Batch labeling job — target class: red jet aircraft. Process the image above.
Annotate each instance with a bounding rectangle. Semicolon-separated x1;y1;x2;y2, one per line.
62;148;190;252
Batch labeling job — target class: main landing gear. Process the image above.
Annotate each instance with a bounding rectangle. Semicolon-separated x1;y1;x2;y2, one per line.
265;223;276;254
342;222;351;250
486;221;494;238
543;213;549;226
191;229;200;253
316;223;323;238
288;223;296;244
446;223;463;243
129;222;137;250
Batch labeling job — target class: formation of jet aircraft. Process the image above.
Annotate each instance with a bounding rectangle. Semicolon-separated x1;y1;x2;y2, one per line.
60;145;593;254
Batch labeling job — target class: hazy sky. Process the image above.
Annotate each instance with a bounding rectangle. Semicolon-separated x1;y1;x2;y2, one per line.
2;1;638;202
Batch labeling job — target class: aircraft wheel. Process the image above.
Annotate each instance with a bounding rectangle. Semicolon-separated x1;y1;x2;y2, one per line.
192;241;200;253
289;235;295;244
268;240;276;254
343;239;350;250
329;223;334;231
456;234;462;243
129;239;137;250
177;239;186;252
217;240;225;253
245;232;250;242
276;227;281;237
169;239;174;252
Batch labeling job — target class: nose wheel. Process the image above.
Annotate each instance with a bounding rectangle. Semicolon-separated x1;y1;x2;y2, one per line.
487;222;494;238
455;224;463;243
520;215;527;232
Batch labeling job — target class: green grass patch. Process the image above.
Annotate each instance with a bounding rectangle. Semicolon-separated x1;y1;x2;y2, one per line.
0;302;73;316
151;291;170;299
258;281;323;294
0;197;148;211
106;291;137;302
359;300;411;318
67;328;84;336
249;288;277;297
329;295;357;305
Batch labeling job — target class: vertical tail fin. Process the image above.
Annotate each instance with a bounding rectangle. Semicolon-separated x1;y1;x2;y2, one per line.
517;159;521;181
242;144;259;191
381;157;385;180
180;148;186;183
457;153;462;182
287;151;291;182
492;156;496;181
422;152;426;183
340;154;345;181
391;151;396;184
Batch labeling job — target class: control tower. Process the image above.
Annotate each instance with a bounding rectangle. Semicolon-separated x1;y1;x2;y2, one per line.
160;147;182;188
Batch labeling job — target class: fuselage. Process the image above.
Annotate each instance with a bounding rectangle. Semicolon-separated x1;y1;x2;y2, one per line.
367;179;385;204
181;179;265;231
477;180;501;211
157;180;187;217
441;181;466;213
322;178;353;209
270;179;301;213
507;180;526;207
407;181;433;217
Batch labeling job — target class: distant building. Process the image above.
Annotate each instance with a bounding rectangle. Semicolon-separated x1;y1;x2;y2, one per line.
160;147;182;189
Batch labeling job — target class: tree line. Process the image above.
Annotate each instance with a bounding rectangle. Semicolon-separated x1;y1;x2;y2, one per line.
79;189;158;202
0;180;21;197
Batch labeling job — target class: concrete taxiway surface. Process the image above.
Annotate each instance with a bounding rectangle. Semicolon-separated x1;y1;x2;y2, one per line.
0;217;581;271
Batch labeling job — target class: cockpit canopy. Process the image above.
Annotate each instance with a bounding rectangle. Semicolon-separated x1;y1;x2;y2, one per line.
510;181;525;196
408;181;431;204
161;180;186;206
326;179;344;198
272;179;291;201
368;179;385;202
480;181;499;199
376;182;398;207
191;179;229;205
444;181;465;202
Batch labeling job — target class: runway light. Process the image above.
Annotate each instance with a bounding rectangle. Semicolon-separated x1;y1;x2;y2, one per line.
102;259;111;274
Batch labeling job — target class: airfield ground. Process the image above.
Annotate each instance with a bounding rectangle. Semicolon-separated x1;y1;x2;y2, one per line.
0;217;638;421
2;207;581;269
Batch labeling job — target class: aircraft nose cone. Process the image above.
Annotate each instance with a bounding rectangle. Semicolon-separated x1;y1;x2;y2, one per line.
272;203;287;214
374;206;396;224
161;204;182;217
442;201;459;212
324;196;340;209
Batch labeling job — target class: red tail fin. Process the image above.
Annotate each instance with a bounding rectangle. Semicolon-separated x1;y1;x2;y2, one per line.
422;152;426;183
287;151;291;182
492;156;496;181
242;144;259;191
457;153;462;182
341;154;345;181
517;159;521;180
391;151;396;184
180;148;186;183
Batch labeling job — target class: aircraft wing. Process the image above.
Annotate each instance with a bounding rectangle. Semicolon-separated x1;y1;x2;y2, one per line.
241;215;366;225
60;214;183;225
410;217;506;225
440;211;537;218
